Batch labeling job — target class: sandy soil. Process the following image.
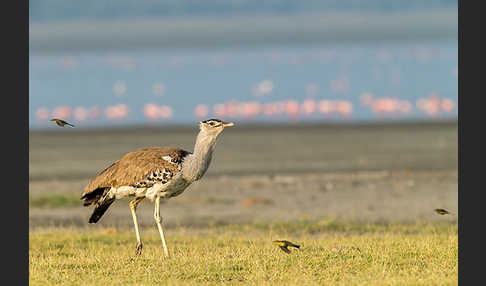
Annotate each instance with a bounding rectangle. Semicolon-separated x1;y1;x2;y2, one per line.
29;121;458;229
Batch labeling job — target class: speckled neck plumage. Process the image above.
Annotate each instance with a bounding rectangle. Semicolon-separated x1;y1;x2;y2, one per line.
181;129;218;182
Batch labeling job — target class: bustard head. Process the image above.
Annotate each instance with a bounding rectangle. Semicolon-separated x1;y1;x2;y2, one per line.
199;119;234;137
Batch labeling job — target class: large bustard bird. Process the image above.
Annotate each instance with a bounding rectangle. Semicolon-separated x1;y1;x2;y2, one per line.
81;119;234;256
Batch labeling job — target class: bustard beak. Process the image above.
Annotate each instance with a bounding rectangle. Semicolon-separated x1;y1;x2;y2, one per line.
222;121;235;128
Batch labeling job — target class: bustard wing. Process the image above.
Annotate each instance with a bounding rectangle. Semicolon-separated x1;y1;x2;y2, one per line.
81;147;191;201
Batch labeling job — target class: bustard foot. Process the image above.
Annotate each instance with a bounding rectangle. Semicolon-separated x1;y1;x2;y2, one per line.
135;242;143;256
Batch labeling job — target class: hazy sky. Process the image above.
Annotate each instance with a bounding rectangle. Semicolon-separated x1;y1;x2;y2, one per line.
30;11;457;54
29;0;457;23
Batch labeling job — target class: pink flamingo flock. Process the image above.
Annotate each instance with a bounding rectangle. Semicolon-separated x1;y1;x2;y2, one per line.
35;93;455;124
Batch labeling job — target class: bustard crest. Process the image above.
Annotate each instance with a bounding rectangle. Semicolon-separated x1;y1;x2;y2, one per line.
199;119;234;135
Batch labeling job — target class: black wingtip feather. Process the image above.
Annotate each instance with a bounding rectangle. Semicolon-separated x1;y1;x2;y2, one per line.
81;188;107;206
88;199;115;223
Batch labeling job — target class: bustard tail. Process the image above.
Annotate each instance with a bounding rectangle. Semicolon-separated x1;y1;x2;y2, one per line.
81;187;115;223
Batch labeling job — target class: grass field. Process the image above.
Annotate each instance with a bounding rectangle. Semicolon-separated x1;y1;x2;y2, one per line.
29;221;457;286
29;121;458;285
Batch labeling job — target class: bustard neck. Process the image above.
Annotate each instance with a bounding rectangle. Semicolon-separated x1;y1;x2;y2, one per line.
181;130;218;182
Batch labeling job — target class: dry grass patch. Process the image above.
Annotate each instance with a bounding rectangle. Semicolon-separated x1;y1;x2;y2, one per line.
30;221;457;285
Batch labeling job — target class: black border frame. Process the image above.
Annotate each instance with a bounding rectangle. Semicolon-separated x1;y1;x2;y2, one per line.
5;0;29;284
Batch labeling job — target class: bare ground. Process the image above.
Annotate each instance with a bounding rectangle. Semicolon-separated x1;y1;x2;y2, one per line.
29;121;458;229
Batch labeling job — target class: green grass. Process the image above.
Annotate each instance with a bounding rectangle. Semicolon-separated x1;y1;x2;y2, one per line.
28;194;234;209
29;221;457;285
29;194;81;208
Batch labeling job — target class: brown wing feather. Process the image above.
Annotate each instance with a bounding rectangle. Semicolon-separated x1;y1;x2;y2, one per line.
279;246;291;254
81;147;191;198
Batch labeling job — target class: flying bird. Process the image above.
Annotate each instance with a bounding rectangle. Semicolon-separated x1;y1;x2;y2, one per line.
50;118;75;127
434;208;452;215
273;240;301;254
81;119;234;256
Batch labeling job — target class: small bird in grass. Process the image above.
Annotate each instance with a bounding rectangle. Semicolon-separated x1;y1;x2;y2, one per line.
434;208;452;215
50;118;75;127
273;240;300;254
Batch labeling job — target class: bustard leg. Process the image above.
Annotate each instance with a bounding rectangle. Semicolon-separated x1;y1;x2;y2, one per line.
154;197;170;257
129;197;145;256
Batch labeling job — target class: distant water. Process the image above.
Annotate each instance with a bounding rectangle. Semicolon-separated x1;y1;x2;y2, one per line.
29;39;457;128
